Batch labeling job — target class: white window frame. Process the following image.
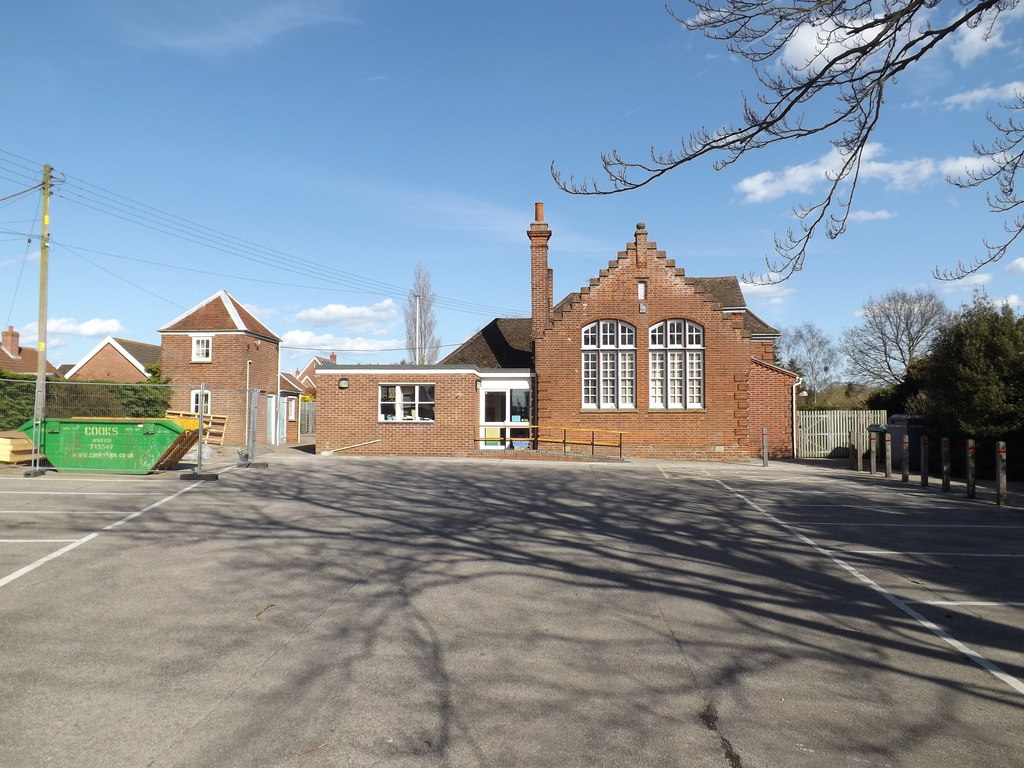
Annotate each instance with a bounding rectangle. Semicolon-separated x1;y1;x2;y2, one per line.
649;320;704;409
379;384;435;422
190;389;212;415
191;335;212;363
581;320;636;409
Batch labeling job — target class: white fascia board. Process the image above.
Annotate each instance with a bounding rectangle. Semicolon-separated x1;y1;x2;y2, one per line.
64;336;146;379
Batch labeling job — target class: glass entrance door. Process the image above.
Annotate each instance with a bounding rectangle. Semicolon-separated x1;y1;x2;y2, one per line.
480;387;531;449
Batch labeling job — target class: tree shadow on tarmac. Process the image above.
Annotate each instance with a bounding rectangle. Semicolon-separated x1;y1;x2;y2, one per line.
112;457;1023;767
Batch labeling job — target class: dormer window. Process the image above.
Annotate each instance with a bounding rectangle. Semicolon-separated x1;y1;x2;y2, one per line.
192;336;212;363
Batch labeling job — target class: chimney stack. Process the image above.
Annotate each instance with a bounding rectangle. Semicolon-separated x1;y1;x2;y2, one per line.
529;203;553;341
329;352;337;363
2;326;19;357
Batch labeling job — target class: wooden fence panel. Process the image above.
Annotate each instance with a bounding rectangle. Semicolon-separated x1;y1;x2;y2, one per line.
798;410;887;458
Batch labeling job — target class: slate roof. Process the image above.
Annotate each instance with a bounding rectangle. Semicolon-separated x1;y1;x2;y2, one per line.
158;290;279;341
113;338;162;368
440;318;533;369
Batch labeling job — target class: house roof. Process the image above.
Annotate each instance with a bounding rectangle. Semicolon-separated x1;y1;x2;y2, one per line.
158;289;279;341
279;371;304;393
0;326;59;377
440;318;534;368
64;336;162;380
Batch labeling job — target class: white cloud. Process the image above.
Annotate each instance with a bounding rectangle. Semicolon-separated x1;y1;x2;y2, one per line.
278;329;404;361
995;293;1022;310
132;1;352;56
780;16;882;75
18;317;125;349
1006;257;1024;275
951;3;1024;65
943;81;1024;109
292;299;397;332
736;143;991;203
742;278;795;306
848;209;895;222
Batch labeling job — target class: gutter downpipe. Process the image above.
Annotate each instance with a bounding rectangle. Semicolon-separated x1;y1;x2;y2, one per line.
792;376;803;459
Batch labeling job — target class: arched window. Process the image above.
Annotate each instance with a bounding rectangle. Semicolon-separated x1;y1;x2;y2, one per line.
649;320;704;409
581;320;635;409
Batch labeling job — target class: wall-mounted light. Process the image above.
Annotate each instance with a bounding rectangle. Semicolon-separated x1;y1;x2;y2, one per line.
475;379;481;391
338;378;350;389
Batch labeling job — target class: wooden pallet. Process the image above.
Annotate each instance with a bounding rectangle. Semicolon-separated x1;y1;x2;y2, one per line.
0;431;41;465
164;411;228;446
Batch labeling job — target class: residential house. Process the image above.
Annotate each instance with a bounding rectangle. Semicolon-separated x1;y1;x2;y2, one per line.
64;337;162;383
295;353;337;396
0;325;60;377
158;290;282;446
314;205;798;460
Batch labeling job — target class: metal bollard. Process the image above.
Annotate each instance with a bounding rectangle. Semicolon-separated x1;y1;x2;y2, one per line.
997;441;1007;506
901;435;909;483
941;437;950;492
869;432;877;475
966;439;976;499
885;433;892;478
920;435;929;487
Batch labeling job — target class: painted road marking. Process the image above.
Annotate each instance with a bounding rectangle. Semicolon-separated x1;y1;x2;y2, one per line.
0;510;136;514
844;551;1023;557
0;482;203;589
790;523;1024;528
715;479;1024;698
0;539;80;543
906;601;1024;607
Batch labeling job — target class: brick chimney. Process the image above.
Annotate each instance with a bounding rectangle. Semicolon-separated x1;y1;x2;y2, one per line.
2;326;20;358
329;352;337;363
529;202;553;341
635;222;648;267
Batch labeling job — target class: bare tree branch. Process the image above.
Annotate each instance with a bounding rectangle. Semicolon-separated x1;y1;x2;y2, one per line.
552;0;1019;281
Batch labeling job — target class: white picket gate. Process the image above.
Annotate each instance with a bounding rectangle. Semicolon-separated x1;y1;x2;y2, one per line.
797;410;887;458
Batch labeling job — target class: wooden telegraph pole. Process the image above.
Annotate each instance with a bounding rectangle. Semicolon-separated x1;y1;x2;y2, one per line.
26;165;52;477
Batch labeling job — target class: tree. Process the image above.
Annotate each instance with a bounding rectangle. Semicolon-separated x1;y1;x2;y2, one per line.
553;0;1023;281
918;295;1024;439
777;323;839;403
840;288;950;387
404;264;441;364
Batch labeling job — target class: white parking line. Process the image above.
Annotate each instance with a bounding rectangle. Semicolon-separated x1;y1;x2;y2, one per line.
845;551;1023;557
906;601;1024;607
793;523;1024;528
0;539;80;543
0;481;204;589
0;510;136;514
715;479;1024;697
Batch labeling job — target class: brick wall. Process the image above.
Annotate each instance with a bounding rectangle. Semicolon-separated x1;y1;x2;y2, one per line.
316;372;480;456
161;333;279;445
747;359;797;458
69;345;148;383
534;229;769;460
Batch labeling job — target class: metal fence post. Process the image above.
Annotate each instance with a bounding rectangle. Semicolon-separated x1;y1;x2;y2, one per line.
941;437;950;492
884;433;892;479
920;435;929;487
869;432;877;474
762;427;769;467
901;434;909;483
996;441;1007;506
966;438;976;499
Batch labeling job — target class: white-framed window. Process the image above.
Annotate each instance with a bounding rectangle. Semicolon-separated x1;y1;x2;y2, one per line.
287;397;297;422
191;335;212;363
190;389;212;415
649;320;704;409
581;320;636;409
379;384;435;422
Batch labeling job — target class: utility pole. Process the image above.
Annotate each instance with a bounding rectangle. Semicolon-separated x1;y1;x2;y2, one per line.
27;165;52;477
415;292;422;365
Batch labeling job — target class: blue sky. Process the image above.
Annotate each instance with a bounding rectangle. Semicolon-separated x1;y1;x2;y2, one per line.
2;0;1023;373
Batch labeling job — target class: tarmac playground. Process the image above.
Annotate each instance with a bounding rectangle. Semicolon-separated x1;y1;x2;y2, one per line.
1;449;1021;768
